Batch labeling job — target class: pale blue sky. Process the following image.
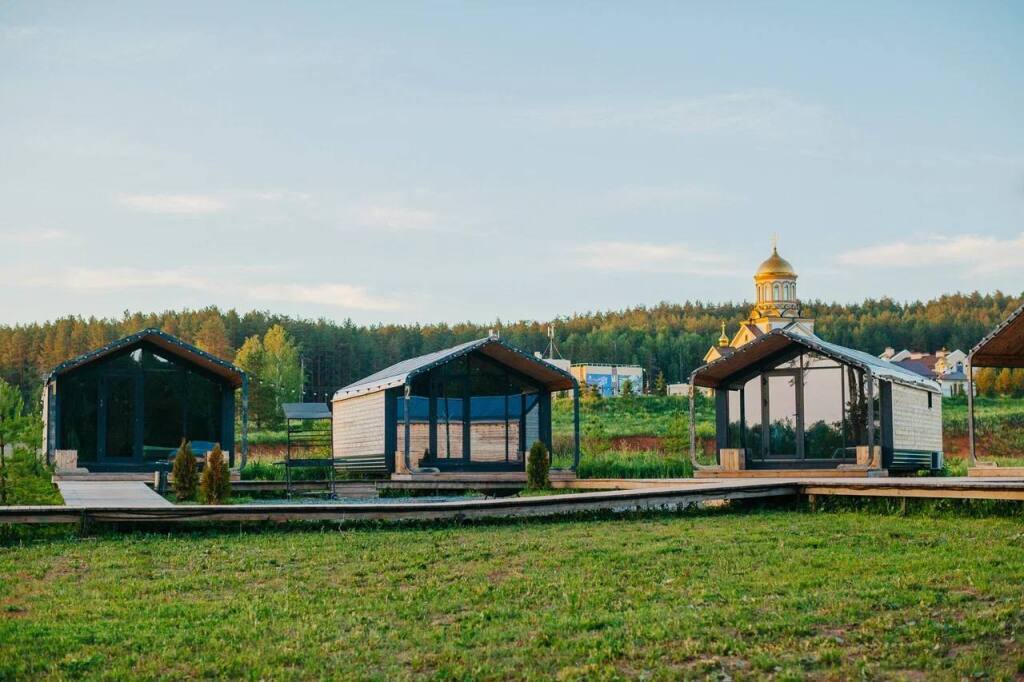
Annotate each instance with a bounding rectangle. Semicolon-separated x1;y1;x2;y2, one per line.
1;1;1022;325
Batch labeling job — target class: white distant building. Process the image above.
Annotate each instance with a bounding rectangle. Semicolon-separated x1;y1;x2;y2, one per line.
879;347;968;397
667;382;712;398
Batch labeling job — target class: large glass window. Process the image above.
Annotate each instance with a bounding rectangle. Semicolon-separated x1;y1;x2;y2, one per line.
104;375;136;459
801;353;845;458
400;352;541;465
59;372;99;462
59;344;228;464
718;351;876;465
187;371;223;445
766;373;798;456
143;353;186;461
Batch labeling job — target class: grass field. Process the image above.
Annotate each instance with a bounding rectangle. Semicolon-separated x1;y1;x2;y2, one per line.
2;508;1023;680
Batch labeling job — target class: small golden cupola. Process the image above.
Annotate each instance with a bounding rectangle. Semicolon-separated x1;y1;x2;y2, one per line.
718;322;730;347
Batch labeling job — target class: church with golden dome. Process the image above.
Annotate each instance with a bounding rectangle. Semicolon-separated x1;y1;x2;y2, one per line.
703;241;816;363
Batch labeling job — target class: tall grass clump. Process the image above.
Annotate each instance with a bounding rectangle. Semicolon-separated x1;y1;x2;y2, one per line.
578;450;693;479
171;440;198;501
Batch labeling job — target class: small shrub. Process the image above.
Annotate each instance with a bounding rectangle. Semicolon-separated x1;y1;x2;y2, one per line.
171;440;198;501
526;440;550;490
200;443;231;504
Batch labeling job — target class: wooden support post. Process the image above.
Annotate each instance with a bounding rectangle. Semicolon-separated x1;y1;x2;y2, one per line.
573;383;581;471
688;373;699;470
240;374;249;468
966;359;977;467
404;385;412;471
715;389;730;462
866;371;875;453
428;379;438;460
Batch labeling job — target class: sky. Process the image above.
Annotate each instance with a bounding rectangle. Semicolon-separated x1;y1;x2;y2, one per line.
1;1;1022;327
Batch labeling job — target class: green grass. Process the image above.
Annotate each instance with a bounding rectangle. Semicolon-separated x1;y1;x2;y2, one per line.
576;450;693;479
553;394;714;439
2;508;1023;679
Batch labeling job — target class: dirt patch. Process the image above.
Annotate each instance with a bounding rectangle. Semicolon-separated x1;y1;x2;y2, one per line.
248;444;287;461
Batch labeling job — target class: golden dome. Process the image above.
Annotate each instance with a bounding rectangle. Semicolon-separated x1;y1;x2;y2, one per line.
755;246;797;279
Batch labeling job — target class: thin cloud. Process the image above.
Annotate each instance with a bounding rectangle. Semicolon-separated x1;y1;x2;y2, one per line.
14;267;403;311
608;184;739;209
0;229;68;244
116;193;227;215
838;233;1024;276
573;241;732;275
530;90;832;140
249;283;402;310
356;205;439;230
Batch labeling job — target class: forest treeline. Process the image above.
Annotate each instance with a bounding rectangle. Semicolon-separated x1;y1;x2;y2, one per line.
1;291;1021;406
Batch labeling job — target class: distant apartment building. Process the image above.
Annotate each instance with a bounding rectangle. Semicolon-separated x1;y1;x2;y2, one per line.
571;363;645;397
879;347;968;397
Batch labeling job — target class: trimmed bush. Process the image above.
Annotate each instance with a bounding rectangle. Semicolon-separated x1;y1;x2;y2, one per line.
526;440;550;490
200;443;231;504
171;440;198;501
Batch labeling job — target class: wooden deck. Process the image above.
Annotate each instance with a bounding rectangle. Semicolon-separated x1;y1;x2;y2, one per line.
55;481;172;508
3;475;1023;526
968;466;1024;478
382;469;577;492
695;468;885;479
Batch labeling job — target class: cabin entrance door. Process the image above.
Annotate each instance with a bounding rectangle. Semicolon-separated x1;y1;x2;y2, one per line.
760;370;804;461
97;373;143;465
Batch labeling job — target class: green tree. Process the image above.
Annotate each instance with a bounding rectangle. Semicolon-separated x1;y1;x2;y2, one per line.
262;324;302;426
0;379;26;504
171;440;198;501
526;440;551;490
234;335;273;430
995;368;1014;396
1011;369;1024;398
195;314;234;360
199;443;231;504
620;378;635;398
974;367;998;397
654;371;667;396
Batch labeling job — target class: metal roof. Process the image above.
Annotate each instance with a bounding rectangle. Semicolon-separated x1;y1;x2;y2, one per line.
46;328;246;388
282;403;332;420
692;328;941;392
333;336;578;400
968;302;1024;368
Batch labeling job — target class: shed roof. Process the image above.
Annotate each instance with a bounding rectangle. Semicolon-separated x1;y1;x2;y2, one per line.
333;337;577;400
692;328;941;392
282;403;332;420
46;328;246;388
969;302;1024;368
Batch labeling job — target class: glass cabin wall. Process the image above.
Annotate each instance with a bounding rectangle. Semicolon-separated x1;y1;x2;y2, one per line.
57;345;229;465
722;351;873;464
398;353;543;467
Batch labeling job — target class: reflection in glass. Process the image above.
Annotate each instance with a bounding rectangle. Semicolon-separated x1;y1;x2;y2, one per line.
802;363;845;458
105;375;135;458
60;372;99;462
766;374;798;456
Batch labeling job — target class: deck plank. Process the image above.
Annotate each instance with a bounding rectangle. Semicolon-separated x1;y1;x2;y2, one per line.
56;481;173;508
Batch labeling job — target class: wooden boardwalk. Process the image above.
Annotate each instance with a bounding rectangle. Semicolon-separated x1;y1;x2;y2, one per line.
2;476;1022;526
55;481;172;508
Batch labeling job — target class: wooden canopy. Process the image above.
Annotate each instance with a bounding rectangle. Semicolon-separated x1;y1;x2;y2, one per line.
968;303;1024;368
